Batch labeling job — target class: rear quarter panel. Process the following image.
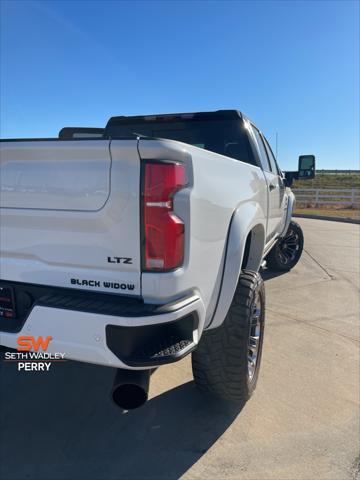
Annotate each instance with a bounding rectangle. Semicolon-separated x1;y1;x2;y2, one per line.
139;139;267;326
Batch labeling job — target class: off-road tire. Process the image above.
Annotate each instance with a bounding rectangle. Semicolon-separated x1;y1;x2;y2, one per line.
192;270;265;404
266;220;304;272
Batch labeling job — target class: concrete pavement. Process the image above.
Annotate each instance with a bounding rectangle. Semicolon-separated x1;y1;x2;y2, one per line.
0;218;359;480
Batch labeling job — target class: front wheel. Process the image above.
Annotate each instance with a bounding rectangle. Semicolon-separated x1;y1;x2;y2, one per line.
266;220;304;272
192;270;265;404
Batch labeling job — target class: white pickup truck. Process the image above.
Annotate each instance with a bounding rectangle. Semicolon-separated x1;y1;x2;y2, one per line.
0;110;315;409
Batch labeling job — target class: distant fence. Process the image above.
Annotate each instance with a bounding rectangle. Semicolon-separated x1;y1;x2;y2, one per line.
316;170;360;175
293;188;360;207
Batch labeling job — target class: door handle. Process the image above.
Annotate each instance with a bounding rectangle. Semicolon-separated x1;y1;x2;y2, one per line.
269;183;277;191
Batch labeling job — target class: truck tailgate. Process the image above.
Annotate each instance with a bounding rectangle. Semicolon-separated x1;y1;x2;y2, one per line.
0;140;111;211
0;139;142;296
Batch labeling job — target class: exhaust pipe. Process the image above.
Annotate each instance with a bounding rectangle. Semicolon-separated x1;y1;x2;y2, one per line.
111;368;150;410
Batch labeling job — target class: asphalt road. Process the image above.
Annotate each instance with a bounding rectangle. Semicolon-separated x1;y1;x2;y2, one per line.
1;219;359;480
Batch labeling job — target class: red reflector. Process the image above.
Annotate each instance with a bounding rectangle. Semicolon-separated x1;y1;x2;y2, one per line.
143;163;186;270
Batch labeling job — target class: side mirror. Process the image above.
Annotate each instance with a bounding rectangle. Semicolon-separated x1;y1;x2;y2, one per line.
298;155;315;179
284;154;316;187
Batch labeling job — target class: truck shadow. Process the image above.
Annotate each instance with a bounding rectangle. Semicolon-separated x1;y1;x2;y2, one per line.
0;359;243;480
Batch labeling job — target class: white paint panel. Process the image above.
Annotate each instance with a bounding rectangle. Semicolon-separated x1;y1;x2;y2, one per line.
0;140;110;211
0;139;142;296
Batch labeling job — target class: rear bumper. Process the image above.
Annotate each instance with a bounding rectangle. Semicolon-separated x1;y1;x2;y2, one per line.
0;280;205;369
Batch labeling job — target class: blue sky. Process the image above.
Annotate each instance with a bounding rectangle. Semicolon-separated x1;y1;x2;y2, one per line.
0;0;359;170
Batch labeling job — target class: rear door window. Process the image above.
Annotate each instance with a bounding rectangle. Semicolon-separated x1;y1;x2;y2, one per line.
250;125;272;172
262;135;280;175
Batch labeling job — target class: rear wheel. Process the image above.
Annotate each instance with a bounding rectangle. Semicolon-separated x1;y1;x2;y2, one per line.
192;270;265;404
266;220;304;271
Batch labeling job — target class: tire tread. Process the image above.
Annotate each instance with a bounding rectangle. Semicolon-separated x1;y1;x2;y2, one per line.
192;270;265;403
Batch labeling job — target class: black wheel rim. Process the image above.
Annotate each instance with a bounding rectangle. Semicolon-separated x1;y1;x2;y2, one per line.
247;290;262;381
276;227;300;265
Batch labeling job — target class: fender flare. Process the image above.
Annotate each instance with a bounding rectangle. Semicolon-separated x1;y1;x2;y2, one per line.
279;189;296;238
206;203;266;330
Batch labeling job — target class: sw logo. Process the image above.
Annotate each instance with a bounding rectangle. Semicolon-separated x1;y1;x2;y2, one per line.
17;335;53;352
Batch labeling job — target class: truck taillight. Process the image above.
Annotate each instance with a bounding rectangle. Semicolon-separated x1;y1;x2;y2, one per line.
142;162;187;271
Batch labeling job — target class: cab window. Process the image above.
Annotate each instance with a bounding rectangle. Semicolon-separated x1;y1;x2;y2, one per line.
262;135;280;175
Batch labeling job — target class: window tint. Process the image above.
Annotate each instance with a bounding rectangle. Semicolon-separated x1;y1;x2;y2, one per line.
250;125;271;172
262;135;280;174
107;118;257;166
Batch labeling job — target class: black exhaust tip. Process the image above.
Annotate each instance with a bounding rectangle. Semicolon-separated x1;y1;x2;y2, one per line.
111;369;150;410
